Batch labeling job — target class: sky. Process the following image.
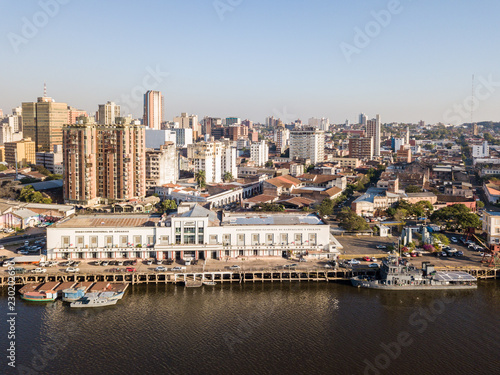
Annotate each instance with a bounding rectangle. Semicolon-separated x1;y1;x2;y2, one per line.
1;0;500;125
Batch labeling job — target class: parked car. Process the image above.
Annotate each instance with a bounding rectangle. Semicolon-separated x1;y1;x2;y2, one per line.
456;251;464;257
0;245;4;250
299;258;307;262
65;267;79;273
362;256;371;261
146;260;153;265
324;263;333;269
126;267;137;272
2;261;14;267
171;266;186;271
480;252;492;257
441;252;447;257
101;261;109;266
229;265;241;270
451;237;458;243
376;245;387;249
155;266;167;272
347;259;360;265
284;264;298;268
18;250;29;255
368;263;380;268
31;267;47;273
109;268;122;273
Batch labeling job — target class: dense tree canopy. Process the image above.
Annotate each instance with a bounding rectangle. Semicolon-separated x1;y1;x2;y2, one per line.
430;204;481;231
338;208;369;231
19;185;52;204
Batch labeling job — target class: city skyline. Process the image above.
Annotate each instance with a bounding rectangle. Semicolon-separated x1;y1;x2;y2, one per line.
2;1;500;124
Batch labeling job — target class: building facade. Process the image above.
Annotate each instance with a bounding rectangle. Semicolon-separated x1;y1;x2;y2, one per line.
145;142;178;193
63;121;146;205
348;137;373;160
4;138;36;165
46;206;335;260
143;90;163;130
366;114;381;157
97;101;120;125
22;96;68;152
250;140;269;166
289;128;325;164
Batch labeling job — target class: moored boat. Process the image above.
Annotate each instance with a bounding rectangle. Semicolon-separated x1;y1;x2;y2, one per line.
70;292;118;308
21;290;57;302
351;257;477;290
202;281;217;286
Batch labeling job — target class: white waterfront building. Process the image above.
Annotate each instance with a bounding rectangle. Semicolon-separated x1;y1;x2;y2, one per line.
47;205;337;261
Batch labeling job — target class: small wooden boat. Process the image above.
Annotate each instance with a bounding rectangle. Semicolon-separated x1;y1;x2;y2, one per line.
185;280;203;288
202;281;217;286
21;291;57;302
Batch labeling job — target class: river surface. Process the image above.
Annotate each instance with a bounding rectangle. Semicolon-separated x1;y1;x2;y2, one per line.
1;281;499;375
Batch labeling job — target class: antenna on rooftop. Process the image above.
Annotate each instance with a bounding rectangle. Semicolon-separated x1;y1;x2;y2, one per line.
43;82;47;97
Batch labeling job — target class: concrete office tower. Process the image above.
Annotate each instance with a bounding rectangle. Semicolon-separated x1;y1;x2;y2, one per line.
173;113;200;139
63;120;146;206
22;96;68;152
359;113;367;126
97;101;120;125
405;126;410;144
250;140;269;166
289;127;325;164
187;141;237;184
367;114;381;157
348;137;373;160
173;128;193;147
145;142;178;193
143;90;164;130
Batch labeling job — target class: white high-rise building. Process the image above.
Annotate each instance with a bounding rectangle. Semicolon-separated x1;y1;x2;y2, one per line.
367;114;381;157
289;127;325;164
187;141;237;183
250;140;269;166
308;117;329;131
472;141;489;158
143;90;163;130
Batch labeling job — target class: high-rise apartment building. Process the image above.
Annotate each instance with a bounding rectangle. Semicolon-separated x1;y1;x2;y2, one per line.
143;90;164;130
22;96;68;152
145;142;178;193
250;140;269;167
68;107;88;125
366;114;381;157
348;137;373;160
275;126;290;154
289;127;325;164
63;120;146;205
187;141;237;184
96;101;120;125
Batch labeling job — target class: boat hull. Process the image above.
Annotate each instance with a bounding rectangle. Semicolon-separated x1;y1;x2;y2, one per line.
70;299;118;308
351;277;477;290
21;295;56;302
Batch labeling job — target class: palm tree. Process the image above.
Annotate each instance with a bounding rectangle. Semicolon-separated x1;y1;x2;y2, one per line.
223;172;233;182
195;170;206;189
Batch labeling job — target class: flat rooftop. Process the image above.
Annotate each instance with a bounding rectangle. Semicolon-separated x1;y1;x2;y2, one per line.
222;213;324;226
54;214;161;228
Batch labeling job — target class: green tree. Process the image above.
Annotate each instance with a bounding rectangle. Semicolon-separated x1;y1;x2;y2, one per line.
161;199;177;212
195;170;206;189
477;201;485;209
0;164;7;171
393;208;408;222
223;172;233;182
318;198;334;217
265;160;274;168
430;204;481;231
432;233;450;246
338;208;369;231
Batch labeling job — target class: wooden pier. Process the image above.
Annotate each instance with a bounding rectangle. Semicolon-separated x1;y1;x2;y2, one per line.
1;267;498;287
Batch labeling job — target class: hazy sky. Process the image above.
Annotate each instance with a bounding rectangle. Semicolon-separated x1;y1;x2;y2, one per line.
1;0;500;125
